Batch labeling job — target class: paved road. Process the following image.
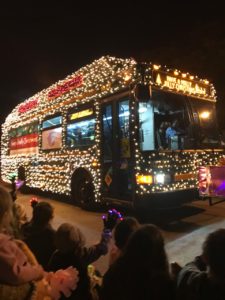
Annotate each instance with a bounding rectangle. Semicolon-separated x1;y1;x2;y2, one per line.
13;190;225;275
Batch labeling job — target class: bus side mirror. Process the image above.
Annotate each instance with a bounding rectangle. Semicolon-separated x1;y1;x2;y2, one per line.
134;84;152;102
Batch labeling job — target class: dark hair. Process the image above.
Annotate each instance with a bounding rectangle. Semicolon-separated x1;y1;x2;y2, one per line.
203;229;225;278
102;224;172;300
123;224;169;273
32;201;54;227
114;217;140;249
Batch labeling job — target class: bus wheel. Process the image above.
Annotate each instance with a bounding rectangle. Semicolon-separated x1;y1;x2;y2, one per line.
71;171;94;209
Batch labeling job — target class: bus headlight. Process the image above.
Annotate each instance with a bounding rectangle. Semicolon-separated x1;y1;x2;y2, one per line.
136;174;153;185
155;173;165;184
199;111;210;119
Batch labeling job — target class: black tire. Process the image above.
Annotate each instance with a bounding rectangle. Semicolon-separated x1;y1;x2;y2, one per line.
71;170;94;209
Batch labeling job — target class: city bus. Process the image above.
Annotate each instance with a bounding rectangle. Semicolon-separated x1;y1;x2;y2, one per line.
1;56;224;210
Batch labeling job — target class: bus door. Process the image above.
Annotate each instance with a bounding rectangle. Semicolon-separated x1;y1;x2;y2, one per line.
101;99;132;200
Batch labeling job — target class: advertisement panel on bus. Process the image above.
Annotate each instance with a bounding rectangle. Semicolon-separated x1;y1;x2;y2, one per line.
199;166;225;197
9;133;38;155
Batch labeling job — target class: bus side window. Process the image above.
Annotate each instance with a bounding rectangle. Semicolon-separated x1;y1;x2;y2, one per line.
66;108;96;149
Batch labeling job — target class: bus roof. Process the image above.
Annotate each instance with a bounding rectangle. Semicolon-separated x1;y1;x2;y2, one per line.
3;56;216;127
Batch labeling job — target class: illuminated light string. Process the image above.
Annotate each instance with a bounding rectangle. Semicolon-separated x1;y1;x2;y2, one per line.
135;150;224;194
1;57;137;198
134;146;205;195
0;56;223;198
153;64;216;100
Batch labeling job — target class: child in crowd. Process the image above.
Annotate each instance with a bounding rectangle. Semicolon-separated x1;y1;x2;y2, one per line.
7;175;28;238
48;209;120;300
176;228;225;300
22;201;56;269
48;222;111;300
0;185;78;300
0;185;44;285
109;216;140;266
100;224;175;300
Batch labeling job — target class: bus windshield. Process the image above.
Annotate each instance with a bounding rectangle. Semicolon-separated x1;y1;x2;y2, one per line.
139;90;220;151
188;98;220;148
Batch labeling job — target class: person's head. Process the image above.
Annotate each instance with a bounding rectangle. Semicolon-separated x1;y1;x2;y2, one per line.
114;217;140;250
14;203;28;227
32;201;54;227
123;224;169;273
55;223;85;253
203;229;225;278
0;185;13;231
160;121;170;130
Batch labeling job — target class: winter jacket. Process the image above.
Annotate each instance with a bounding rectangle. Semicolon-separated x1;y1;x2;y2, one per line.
177;256;225;300
0;233;43;285
21;222;56;269
48;229;111;300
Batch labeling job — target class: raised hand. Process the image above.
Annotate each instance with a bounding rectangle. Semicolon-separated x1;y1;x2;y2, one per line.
102;208;123;231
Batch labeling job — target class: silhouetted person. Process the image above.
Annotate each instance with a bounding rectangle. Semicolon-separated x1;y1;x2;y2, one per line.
109;217;140;266
166;120;179;141
177;229;225;300
48;222;112;300
21;201;56;269
100;224;175;300
166;119;185;149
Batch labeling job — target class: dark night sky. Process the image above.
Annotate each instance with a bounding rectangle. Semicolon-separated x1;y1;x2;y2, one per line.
1;2;225;129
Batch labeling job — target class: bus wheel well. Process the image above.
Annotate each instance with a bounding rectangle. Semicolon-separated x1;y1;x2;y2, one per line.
71;168;94;207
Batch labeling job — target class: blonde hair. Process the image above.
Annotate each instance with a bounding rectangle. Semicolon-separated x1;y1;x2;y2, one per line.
0;185;13;225
56;223;85;253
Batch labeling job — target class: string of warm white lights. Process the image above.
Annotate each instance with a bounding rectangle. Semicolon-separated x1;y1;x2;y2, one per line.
1;55;222;201
135;150;224;195
1;56;137;199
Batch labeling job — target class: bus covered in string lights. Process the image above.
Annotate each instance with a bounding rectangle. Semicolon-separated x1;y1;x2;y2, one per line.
1;56;225;209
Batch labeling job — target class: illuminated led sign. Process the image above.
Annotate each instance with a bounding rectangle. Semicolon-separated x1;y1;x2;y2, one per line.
18;99;38;114
48;75;83;100
154;72;210;97
69;108;93;120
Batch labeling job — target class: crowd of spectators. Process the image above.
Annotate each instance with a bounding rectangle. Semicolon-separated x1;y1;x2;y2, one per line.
0;184;225;300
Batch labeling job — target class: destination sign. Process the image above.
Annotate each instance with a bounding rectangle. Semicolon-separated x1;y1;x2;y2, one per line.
69;108;93;120
153;72;211;97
